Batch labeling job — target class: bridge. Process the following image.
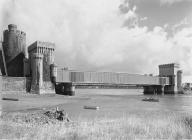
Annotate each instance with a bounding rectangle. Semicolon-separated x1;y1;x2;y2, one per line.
0;24;183;95
54;63;182;96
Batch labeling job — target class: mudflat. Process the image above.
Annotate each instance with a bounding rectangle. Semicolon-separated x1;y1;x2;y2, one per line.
1;89;192;120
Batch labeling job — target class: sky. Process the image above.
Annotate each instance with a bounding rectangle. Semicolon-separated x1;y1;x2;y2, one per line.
0;0;192;82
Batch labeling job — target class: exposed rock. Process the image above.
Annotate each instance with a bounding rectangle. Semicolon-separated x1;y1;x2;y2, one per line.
44;109;70;122
1;108;71;125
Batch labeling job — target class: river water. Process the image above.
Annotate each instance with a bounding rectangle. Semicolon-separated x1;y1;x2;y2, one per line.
74;88;192;117
1;88;192;119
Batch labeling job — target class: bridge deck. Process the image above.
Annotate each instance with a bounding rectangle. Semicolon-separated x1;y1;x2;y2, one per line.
56;69;169;86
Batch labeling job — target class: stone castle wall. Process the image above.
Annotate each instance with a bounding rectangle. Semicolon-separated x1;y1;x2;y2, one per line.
1;77;31;94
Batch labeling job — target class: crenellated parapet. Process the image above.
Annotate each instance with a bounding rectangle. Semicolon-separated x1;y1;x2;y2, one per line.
28;41;55;65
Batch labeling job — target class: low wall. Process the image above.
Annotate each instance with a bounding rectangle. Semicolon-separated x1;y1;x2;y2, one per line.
2;76;31;94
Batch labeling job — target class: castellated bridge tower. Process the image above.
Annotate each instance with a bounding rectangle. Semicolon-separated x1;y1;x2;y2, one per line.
159;63;182;94
27;41;57;94
2;24;26;76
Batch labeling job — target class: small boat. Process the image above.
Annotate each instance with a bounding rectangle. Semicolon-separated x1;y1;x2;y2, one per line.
84;106;100;110
2;97;19;101
142;98;159;102
142;89;159;102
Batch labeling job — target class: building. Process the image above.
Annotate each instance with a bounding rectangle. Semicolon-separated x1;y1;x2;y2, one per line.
0;24;57;94
1;24;26;76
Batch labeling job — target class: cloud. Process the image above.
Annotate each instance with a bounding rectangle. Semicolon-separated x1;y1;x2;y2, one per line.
172;17;192;31
160;0;191;5
0;0;192;82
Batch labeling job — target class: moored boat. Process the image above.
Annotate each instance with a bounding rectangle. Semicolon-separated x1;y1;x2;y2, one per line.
142;98;159;102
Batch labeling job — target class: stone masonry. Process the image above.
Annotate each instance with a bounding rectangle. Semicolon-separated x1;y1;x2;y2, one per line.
28;41;56;94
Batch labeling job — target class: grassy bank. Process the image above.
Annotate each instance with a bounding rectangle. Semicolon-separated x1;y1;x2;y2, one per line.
1;112;192;140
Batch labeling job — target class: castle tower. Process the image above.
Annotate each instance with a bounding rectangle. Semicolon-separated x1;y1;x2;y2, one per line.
159;63;182;94
30;53;43;94
28;41;55;94
2;24;26;76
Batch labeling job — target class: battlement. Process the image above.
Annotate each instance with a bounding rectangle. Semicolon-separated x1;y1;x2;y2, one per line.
37;41;55;48
16;30;26;36
28;41;55;52
159;63;180;68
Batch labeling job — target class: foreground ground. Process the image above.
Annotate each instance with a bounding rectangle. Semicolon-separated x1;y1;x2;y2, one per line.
1;89;192;139
1;111;192;139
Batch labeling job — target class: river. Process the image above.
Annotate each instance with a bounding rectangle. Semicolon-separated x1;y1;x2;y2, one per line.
74;88;192;117
1;88;192;119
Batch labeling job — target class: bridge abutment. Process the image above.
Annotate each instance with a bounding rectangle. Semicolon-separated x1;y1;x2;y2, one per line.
159;63;183;94
55;83;75;96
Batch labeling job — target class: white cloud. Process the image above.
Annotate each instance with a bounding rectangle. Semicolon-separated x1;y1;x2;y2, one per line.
0;0;192;82
172;17;192;32
140;17;148;21
160;0;191;4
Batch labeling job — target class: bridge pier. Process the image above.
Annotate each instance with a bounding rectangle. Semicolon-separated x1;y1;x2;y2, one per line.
143;86;155;94
144;85;177;95
143;85;164;95
55;82;75;96
64;83;75;96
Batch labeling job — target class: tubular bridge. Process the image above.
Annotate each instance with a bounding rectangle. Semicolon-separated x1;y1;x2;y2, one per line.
55;69;169;95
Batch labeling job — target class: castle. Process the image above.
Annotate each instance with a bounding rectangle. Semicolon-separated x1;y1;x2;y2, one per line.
0;24;57;94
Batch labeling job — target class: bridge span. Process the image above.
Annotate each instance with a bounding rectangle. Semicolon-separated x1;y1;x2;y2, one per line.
55;69;170;96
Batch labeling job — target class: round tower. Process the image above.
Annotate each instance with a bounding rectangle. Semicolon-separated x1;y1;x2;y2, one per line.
3;24;18;63
2;24;26;76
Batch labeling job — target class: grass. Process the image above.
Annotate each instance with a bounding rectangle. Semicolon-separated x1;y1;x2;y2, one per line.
1;112;192;140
